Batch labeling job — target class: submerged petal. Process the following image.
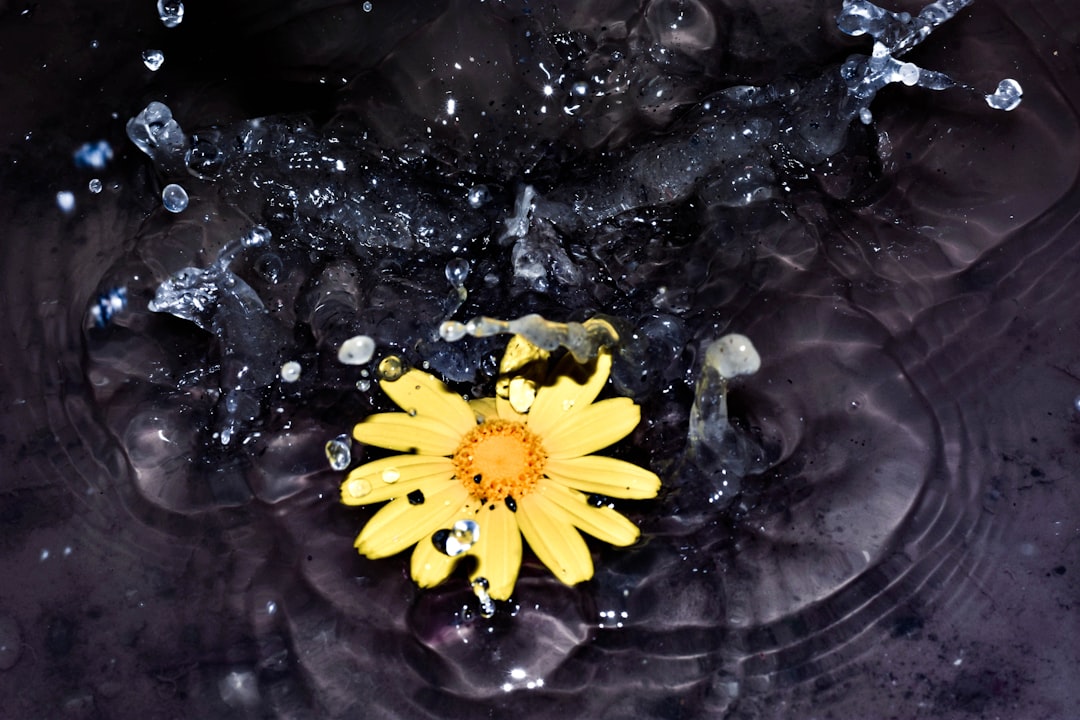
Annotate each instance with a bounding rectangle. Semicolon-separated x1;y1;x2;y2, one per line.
526;348;612;438
545;454;660;499
541;397;640;459
380;369;476;435
411;534;458;589
517;493;593;586
469;502;523;600
355;484;468;558
353;412;461;455
536;482;640;546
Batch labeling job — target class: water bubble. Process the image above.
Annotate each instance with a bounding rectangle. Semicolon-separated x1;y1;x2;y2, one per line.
157;0;184;27
254;253;283;284
1073;395;1080;413
88;178;103;194
325;434;351;471
381;468;400;484
142;49;164;71
242;225;271;247
185;134;225;179
472;577;496;618
467;185;490;208
986;78;1023;111
73;140;113;169
56;191;75;213
362;1;373;11
338;335;375;365
346;478;372;497
161;183;189;213
377;355;405;381
279;361;301;382
445;258;470;288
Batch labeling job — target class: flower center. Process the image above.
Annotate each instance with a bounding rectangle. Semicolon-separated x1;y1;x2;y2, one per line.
453;419;546;503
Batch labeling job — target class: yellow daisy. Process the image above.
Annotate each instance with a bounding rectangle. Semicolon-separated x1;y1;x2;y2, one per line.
341;338;661;600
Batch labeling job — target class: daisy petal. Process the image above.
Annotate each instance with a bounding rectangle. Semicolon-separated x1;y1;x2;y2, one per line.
537;483;640;546
526;348;612;438
353;412;460;455
495;395;526;423
544;455;661;499
411;534;458;589
380;369;476;435
470;502;522;600
342;455;454;505
468;397;499;423
355;484;468;558
540;397;640;459
517;493;593;586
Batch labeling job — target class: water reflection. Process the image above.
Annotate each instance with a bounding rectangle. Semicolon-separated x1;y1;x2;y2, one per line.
2;0;1079;718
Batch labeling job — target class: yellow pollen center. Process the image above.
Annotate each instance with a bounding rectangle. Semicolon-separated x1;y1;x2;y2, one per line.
452;419;546;503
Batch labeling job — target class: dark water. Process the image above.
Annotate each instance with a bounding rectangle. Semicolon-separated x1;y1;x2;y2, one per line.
2;1;1079;718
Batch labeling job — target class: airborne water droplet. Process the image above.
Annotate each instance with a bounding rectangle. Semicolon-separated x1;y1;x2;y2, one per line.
985;78;1023;111
325;434;351;471
157;0;184;27
338;335;375;365
142;49;165;71
445;258;470;288
243;225;272;247
279;361;301;383
161;183;188;213
472;577;496;618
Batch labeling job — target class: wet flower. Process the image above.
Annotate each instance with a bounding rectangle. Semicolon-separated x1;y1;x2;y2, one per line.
341;339;660;600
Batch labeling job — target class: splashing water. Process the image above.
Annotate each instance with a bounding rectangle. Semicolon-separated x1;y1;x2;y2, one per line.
7;0;1076;718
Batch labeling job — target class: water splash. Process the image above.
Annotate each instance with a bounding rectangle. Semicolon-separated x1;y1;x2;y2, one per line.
440;314;620;363
838;0;1022;122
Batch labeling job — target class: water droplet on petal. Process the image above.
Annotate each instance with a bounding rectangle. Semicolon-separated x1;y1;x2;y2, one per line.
347;478;372;497
325;434;351;471
433;519;480;557
377;355;405;380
